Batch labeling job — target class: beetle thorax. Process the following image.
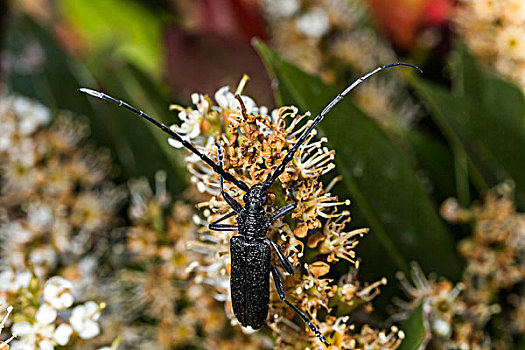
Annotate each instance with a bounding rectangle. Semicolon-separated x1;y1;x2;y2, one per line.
237;185;270;237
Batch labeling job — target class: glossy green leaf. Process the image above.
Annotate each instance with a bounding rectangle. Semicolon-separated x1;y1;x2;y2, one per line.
255;41;461;284
398;303;430;350
398;127;457;203
412;45;525;208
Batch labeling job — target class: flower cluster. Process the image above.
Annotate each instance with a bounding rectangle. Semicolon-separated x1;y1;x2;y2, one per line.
168;81;404;349
262;0;419;126
396;182;525;349
0;95;117;349
395;264;491;349
0;272;104;349
0;95;125;279
454;0;525;90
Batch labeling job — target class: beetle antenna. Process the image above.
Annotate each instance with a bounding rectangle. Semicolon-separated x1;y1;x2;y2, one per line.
261;62;422;190
78;88;250;192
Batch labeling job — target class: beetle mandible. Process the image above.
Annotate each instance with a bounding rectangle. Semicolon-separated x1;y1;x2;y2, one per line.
79;62;421;347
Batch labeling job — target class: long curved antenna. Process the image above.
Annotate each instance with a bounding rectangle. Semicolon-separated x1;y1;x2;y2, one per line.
79;88;250;192
261;62;422;191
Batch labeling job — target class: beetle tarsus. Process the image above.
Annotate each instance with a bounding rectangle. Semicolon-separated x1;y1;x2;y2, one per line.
271;266;330;347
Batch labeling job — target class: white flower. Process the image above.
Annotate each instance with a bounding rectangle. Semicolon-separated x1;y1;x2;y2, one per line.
27;203;54;232
29;247;58;277
295;7;330;38
38;339;54;350
12;96;51;135
264;0;299;17
11;321;55;350
11;321;32;337
191;93;211;114
0;269;32;292
431;316;451;338
43;276;74;310
10;339;36;350
0;115;15;151
70;301;101;339
0;222;34;245
171;110;202;143
214;86;262;115
35;304;57;325
53;323;73;346
16;271;32;288
497;25;525;59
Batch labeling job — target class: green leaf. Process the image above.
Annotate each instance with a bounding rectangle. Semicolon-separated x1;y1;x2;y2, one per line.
412;44;525;208
399;127;457;203
398;303;431;350
58;0;163;77
3;16;186;193
254;41;461;283
409;78;490;205
517;336;525;350
91;62;188;192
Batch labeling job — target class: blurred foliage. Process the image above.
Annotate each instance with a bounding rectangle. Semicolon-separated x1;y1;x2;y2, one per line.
3;15;186;194
412;44;525;209
58;0;164;77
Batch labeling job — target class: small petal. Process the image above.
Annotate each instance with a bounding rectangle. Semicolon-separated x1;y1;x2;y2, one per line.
35;304;57;325
78;320;100;339
38;340;54;350
54;323;73;346
11;321;32;336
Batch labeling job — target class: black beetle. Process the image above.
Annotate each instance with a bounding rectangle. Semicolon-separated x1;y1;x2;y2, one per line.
79;62;421;347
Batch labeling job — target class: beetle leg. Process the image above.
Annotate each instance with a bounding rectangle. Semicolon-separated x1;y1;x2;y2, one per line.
269;181;298;222
208;210;237;227
208;209;238;231
270;266;330;347
208;223;238;231
264;238;294;275
269;203;296;222
217;142;243;213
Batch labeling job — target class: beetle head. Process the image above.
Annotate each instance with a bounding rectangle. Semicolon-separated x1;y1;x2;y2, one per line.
243;185;268;211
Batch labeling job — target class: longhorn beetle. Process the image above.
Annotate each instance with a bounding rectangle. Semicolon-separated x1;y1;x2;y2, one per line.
79;62;421;347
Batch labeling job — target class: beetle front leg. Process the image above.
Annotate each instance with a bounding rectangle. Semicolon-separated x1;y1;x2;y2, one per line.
209;211;238;231
270;266;330;347
208;224;238;231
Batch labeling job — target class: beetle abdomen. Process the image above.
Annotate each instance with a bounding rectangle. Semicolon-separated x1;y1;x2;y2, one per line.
230;235;270;329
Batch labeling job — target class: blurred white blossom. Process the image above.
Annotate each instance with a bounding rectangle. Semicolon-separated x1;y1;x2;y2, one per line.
70;301;103;339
